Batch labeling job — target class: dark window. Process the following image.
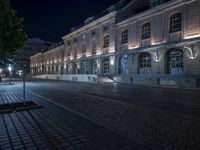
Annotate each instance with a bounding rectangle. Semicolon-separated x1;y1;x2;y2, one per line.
150;0;169;7
142;22;151;39
92;40;97;54
103;26;109;31
73;39;78;57
169;13;182;33
92;31;96;36
82;44;86;53
168;49;183;75
121;30;128;44
139;53;151;68
67;41;71;56
102;59;110;74
103;35;109;48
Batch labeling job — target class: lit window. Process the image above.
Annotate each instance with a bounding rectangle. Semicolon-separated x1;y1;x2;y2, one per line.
142;22;151;39
103;35;109;48
121;30;128;44
169;13;182;33
139;53;151;68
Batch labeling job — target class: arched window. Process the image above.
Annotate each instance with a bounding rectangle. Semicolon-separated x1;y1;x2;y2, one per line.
142;22;151;39
73;63;79;74
102;59;110;74
167;49;183;75
48;66;50;74
52;66;54;74
103;35;109;48
120;55;129;74
169;13;182;33
81;61;87;74
121;30;128;44
56;65;59;74
139;53;151;68
92;61;97;74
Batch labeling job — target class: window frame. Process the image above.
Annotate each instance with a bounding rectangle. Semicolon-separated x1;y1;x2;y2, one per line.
141;22;151;40
169;12;182;33
92;39;97;55
103;35;109;48
121;30;128;44
139;53;151;68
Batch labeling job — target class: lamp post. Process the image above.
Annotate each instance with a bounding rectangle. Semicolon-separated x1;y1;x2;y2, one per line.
8;65;12;85
0;68;2;82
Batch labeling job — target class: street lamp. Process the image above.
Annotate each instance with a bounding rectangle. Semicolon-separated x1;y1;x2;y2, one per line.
0;68;2;82
8;65;12;85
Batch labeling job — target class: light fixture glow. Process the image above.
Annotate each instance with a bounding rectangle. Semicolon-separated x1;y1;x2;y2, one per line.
8;66;12;72
184;46;195;59
110;59;115;65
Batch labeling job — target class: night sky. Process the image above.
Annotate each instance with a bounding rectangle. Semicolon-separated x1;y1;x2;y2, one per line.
10;0;120;42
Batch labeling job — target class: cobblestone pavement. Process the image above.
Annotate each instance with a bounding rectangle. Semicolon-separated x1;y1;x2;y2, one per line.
0;83;149;150
14;79;200;150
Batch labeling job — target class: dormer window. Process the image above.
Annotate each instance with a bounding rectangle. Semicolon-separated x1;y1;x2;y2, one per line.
92;31;96;36
103;26;109;32
150;0;169;7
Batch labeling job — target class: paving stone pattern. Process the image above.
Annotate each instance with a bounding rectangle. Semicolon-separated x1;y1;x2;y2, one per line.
22;80;200;150
0;85;149;150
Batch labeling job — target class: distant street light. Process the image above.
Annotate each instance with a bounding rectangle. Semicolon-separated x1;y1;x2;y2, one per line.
8;65;12;85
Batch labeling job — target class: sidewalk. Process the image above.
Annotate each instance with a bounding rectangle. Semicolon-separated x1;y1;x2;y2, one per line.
0;84;149;150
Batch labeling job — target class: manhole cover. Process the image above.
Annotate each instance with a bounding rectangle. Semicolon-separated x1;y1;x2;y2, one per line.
0;101;42;114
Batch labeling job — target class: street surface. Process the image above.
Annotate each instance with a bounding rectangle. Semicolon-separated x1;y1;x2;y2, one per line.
1;79;200;150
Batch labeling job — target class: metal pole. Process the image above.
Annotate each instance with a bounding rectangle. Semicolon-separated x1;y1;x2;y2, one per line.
9;71;11;85
23;66;26;103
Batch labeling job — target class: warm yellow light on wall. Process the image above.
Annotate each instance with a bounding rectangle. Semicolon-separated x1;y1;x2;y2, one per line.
96;51;102;55
151;42;161;46
70;56;74;60
86;53;91;57
109;49;115;53
128;45;139;49
184;34;200;40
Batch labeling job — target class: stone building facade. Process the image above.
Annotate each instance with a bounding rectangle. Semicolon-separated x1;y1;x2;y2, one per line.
30;0;200;87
